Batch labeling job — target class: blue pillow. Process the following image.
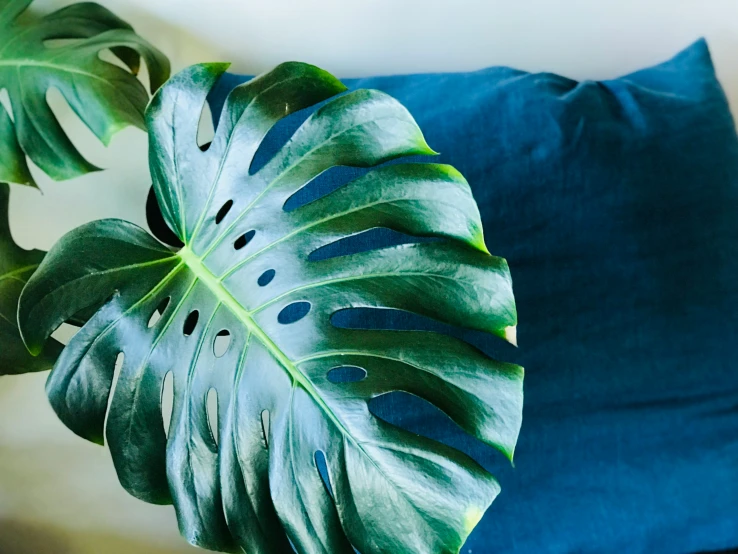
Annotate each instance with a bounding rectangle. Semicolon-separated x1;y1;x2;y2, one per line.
206;40;738;553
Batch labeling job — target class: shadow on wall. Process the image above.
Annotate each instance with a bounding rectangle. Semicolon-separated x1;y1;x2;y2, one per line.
0;519;197;554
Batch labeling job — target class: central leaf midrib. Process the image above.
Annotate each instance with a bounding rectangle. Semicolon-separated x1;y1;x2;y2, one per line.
177;246;352;442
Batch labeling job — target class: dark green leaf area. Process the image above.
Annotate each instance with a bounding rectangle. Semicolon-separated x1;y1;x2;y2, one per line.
0;182;61;374
19;62;523;554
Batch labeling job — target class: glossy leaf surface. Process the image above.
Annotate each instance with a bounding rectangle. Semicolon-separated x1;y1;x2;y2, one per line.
19;62;523;553
0;182;60;374
0;0;170;186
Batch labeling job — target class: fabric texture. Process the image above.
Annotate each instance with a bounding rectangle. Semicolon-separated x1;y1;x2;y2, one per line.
206;40;738;553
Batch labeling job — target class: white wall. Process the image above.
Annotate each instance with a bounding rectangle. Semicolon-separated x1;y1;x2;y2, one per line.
36;0;738;97
2;1;737;551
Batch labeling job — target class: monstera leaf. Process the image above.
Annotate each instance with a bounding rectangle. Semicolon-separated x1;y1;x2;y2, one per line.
19;62;523;553
0;0;170;186
0;183;61;374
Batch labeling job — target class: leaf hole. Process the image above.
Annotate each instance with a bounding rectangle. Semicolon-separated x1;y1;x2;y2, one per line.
213;329;231;357
369;391;501;468
161;371;174;439
148;297;171;328
206;388;219;445
45;86;101;173
197;102;214;149
43;38;84;49
215;200;234;224
249;106;315;175
183;310;199;336
284;165;367;212
97;47;132;70
327;366;367;383
314;450;334;500
51;322;81;345
258;269;276;287
234;230;256;250
278;301;311;324
261;409;270;448
331;307;512;358
103;353;125;440
146;186;184;248
0;89;14;123
309;228;430;261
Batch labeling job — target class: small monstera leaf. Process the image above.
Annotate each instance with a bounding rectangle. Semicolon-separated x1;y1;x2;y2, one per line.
0;182;61;374
19;62;523;553
0;0;170;187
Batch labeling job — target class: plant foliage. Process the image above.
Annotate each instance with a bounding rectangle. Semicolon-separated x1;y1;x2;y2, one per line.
0;182;60;374
19;62;523;553
0;0;170;186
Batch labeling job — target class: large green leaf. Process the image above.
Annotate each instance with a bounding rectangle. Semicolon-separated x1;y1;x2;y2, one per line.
0;182;61;374
0;0;170;187
18;62;523;553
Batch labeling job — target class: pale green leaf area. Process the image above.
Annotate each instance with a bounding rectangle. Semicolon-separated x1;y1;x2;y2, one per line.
19;62;523;553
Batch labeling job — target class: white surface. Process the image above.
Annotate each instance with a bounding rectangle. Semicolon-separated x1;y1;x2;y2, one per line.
2;0;738;551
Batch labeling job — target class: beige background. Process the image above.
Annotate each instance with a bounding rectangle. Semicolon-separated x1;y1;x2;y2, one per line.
2;1;738;552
